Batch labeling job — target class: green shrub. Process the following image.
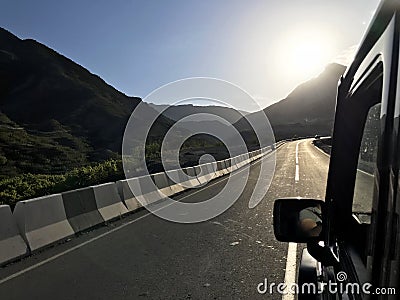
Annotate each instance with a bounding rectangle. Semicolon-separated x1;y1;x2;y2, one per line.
0;159;124;207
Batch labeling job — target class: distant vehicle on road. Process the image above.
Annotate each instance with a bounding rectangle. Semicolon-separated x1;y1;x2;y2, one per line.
274;0;400;299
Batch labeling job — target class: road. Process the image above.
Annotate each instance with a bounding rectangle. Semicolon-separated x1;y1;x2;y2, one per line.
0;139;329;300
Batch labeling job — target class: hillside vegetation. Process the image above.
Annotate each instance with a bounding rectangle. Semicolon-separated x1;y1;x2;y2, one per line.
0;27;174;178
0;27;345;205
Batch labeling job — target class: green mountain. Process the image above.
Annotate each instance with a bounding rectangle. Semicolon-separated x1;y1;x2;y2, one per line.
0;27;173;178
0;26;346;179
148;103;249;124
234;63;346;141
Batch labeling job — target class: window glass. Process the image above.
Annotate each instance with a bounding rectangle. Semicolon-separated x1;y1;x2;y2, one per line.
352;103;381;222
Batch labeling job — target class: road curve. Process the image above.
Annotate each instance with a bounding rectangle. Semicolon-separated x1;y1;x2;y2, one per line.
0;139;329;300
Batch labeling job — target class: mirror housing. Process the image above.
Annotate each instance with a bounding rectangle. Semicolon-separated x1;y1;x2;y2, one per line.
273;198;325;243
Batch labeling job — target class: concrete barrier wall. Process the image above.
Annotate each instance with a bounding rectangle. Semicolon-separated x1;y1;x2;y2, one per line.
242;153;251;165
165;169;191;192
216;161;226;177
217;160;227;175
165;170;185;194
163;171;188;194
194;165;205;184
258;150;263;158
2;144;279;264
152;172;174;197
209;162;219;178
222;160;230;175
184;167;197;178
228;157;238;172
0;205;28;266
254;149;260;159
13;194;74;252
238;154;246;167
239;154;248;167
264;146;272;155
92;183;128;222
224;159;232;174
62;187;105;233
136;175;166;206
184;167;202;187
232;156;241;169
249;151;255;160
116;179;142;212
238;155;245;167
195;163;215;184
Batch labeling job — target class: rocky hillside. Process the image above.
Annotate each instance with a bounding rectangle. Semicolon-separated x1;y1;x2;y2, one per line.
0;27;173;177
235;63;346;141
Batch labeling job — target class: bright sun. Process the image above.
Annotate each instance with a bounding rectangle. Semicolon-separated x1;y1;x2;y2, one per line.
278;30;333;81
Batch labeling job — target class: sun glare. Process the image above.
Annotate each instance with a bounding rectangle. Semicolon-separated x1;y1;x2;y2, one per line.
278;30;333;81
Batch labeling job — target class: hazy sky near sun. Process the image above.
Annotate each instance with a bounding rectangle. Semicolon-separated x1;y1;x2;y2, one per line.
1;0;381;110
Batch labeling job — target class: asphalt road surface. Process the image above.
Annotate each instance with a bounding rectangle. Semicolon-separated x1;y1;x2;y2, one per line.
0;138;329;300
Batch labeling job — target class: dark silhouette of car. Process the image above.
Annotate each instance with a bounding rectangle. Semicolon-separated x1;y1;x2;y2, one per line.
274;0;400;299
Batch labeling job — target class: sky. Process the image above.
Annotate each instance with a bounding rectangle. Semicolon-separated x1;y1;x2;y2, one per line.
1;0;381;111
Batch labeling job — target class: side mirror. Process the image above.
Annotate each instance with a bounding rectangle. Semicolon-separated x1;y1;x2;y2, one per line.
273;198;325;243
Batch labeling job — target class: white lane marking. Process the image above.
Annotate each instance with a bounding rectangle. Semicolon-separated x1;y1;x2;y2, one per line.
295;141;301;182
282;140;302;299
0;150;277;285
295;165;299;182
0;211;152;285
282;242;297;300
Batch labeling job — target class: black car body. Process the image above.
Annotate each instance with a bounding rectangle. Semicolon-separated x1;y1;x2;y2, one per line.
274;0;400;299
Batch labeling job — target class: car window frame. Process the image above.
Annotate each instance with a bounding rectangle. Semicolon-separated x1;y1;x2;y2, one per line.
326;13;399;290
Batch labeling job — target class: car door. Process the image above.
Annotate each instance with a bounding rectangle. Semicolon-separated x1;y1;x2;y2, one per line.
325;6;398;299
